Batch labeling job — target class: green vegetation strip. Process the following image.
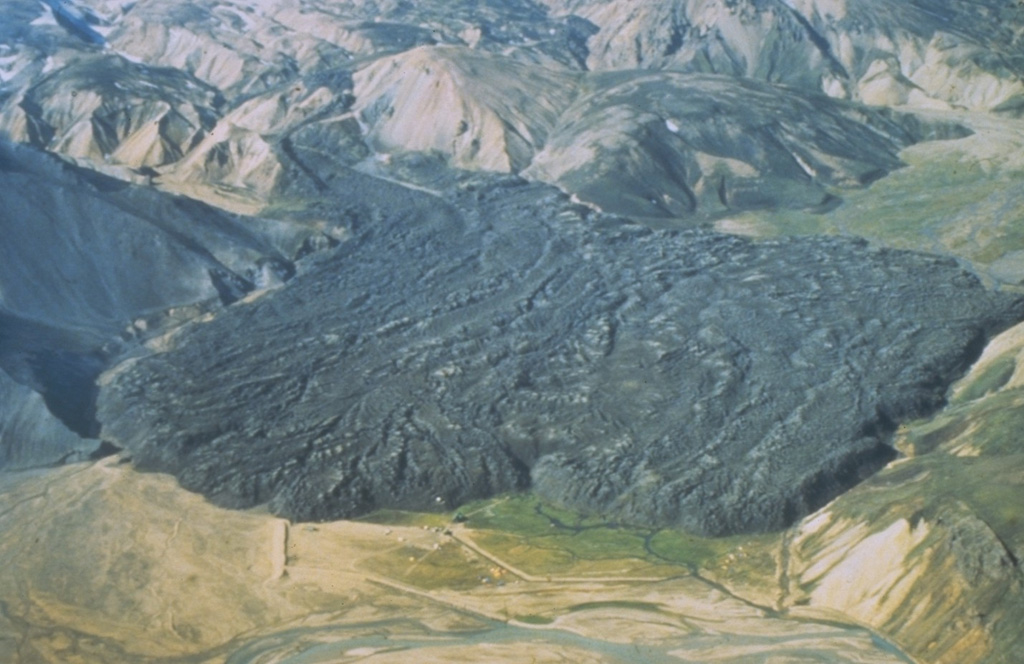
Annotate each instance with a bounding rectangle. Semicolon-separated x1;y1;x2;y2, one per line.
732;146;1024;284
455;494;774;577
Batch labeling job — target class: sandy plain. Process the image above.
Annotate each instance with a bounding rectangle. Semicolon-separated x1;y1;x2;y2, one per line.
0;457;911;663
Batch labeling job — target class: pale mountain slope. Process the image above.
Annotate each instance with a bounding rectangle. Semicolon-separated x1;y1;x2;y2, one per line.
270;0;595;69
101;0;589;98
545;0;831;86
353;46;580;172
105;1;350;96
0;55;222;168
540;0;1024;112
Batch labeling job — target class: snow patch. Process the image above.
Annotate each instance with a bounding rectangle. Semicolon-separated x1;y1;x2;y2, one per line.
30;4;59;27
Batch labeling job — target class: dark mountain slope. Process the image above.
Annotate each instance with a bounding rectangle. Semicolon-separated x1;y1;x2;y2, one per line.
0;140;321;467
527;71;970;219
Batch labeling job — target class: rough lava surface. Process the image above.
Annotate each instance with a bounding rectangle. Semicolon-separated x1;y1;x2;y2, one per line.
98;163;1024;536
3;0;1024;537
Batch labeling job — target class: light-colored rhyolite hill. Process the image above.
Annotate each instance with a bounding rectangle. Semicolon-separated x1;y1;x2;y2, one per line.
539;0;1024;112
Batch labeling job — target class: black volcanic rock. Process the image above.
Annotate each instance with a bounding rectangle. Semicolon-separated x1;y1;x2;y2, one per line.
0;140;320;464
96;170;1024;535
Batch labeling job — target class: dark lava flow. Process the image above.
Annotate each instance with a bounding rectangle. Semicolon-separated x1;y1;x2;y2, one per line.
97;168;1024;536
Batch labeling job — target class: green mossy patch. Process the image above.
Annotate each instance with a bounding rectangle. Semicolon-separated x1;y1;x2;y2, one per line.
357;542;494;590
568;600;662;613
357;509;452;528
513;614;554;625
953;357;1018;405
455;494;774;578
